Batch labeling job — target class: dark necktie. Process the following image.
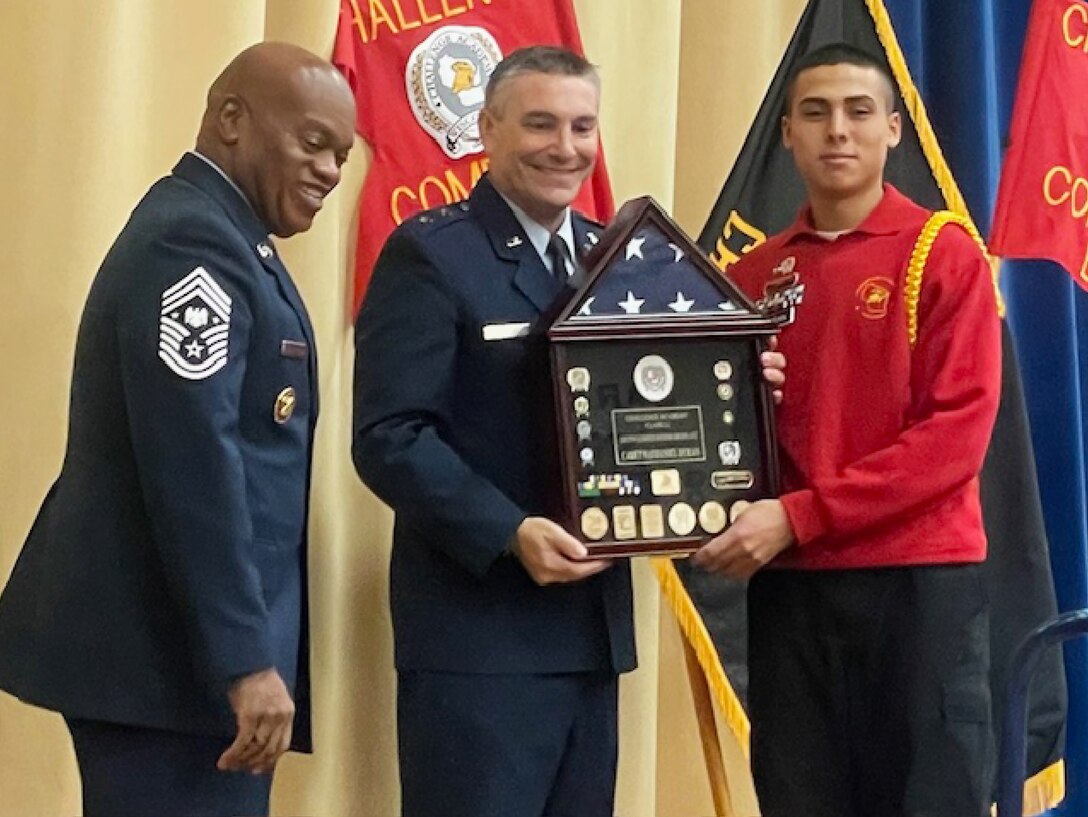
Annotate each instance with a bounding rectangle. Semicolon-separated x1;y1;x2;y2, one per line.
547;233;572;280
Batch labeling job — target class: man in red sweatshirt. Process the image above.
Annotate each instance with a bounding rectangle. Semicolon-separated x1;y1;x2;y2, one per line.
693;43;1002;817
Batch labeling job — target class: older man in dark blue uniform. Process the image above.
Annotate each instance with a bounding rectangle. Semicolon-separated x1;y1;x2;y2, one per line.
0;42;355;816
354;46;782;817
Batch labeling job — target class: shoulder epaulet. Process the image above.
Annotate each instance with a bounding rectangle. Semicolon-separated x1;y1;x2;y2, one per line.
904;210;1005;348
403;201;471;234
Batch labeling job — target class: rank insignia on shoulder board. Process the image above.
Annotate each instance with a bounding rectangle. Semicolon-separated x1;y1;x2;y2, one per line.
158;266;231;380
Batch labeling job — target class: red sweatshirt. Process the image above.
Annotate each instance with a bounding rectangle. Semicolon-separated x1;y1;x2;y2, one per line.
729;185;1001;569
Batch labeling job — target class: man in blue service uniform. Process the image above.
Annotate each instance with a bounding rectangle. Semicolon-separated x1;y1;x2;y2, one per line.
353;46;785;817
0;42;355;816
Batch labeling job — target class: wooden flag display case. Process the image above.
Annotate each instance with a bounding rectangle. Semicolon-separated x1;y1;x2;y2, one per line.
548;197;780;556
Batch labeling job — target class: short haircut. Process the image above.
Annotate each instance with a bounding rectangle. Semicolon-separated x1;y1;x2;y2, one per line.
784;42;897;114
484;45;599;111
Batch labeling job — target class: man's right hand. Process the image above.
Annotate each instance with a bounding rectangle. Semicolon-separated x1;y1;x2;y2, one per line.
217;667;295;775
511;517;612;585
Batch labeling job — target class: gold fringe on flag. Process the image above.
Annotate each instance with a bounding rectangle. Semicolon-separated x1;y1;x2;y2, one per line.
651;557;751;755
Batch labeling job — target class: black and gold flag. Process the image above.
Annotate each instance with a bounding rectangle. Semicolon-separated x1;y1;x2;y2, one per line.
663;0;1068;811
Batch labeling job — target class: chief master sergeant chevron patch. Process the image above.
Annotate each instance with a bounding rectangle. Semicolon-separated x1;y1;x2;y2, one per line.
158;266;232;380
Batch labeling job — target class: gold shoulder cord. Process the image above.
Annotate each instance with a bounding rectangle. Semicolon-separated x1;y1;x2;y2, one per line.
905;211;1005;348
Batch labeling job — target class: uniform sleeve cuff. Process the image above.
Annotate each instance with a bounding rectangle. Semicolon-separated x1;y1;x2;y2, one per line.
780;489;827;546
209;636;275;689
462;507;528;577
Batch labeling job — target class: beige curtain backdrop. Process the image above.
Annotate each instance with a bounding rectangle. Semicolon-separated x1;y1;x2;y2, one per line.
0;1;803;814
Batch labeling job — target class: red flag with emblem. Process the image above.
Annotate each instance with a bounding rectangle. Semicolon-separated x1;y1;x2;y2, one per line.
990;0;1088;291
333;0;615;312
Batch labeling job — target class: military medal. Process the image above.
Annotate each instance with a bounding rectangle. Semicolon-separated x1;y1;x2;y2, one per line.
566;367;591;393
698;501;727;534
273;386;296;424
718;440;741;466
633;355;674;403
711;471;755;491
667;502;697;536
580;508;609;541
729;500;752;524
713;360;733;380
650;469;682;496
612;506;637;540
639;505;665;538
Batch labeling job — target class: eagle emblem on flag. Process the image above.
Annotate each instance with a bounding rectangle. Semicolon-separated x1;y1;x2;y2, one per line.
405;25;502;159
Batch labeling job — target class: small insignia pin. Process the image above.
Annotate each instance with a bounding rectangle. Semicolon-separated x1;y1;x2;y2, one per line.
774;255;796;275
566;367;591;393
257;242;274;260
274;386;297;424
506;236;523;249
718;440;742;466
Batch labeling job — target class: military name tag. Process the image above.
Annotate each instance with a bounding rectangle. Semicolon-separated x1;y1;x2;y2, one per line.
280;340;308;359
482;322;530;341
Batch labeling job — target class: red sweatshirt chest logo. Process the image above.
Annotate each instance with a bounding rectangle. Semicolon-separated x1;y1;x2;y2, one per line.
855;276;896;320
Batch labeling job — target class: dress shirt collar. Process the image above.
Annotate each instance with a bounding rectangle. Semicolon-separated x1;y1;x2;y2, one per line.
498;193;576;275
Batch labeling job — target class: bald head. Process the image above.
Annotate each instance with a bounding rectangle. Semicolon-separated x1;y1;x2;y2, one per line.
197;42;356;237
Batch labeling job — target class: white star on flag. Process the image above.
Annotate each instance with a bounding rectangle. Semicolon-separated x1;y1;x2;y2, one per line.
668;243;685;263
577;297;596;316
718;301;739;311
625;237;646;261
668;292;695;312
618;291;645;314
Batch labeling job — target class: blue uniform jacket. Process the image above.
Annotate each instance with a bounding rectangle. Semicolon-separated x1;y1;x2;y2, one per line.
0;153;316;749
353;174;636;676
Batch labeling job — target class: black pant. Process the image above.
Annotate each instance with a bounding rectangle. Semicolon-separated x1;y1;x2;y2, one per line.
397;670;618;817
66;718;272;817
748;564;994;817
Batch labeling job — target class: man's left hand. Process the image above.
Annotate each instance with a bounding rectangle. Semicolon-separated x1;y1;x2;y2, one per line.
691;499;795;579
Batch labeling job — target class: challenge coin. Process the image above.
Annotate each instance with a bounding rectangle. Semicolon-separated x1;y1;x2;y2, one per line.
698;501;727;534
633;355;674;403
667;502;697;536
581;508;609;541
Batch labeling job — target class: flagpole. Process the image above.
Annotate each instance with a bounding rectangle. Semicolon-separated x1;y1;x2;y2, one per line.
681;632;734;817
